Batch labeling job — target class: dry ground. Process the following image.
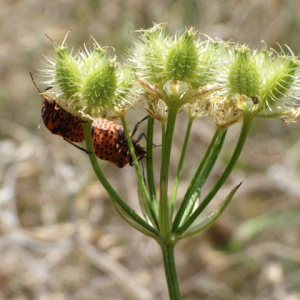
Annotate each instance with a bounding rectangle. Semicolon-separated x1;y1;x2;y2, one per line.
1;1;300;299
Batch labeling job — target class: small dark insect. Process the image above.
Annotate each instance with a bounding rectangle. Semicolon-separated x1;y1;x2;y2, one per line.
251;96;259;104
31;73;146;167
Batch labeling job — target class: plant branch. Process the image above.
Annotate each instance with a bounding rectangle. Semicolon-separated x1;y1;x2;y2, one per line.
170;118;193;217
172;127;227;232
159;106;179;237
83;121;159;238
176;114;253;235
121;116;159;229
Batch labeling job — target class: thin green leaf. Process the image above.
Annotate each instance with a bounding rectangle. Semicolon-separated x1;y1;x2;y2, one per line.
178;182;242;240
112;199;159;240
137;180;151;223
179;185;201;226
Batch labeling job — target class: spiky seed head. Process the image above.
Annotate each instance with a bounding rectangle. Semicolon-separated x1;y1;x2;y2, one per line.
129;23;169;86
129;24;223;111
53;46;82;101
41;36;136;119
78;44;137;119
166;28;198;82
215;43;300;122
228;47;260;101
261;55;300;109
80;57;117;116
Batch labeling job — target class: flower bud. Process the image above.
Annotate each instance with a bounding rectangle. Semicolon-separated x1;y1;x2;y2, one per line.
163;80;189;100
184;99;210;120
281;107;300;124
146;99;168;123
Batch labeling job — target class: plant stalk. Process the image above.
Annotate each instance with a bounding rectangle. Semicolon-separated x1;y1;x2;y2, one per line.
146;115;157;205
172;127;227;231
121;116;159;229
161;242;181;300
83;121;158;237
159;106;179;237
176;114;253;235
170;118;193;216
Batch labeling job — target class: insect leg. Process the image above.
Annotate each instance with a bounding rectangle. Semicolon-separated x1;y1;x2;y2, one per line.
130;116;148;138
63;136;91;154
129;154;146;166
134;132;160;148
134;133;147;143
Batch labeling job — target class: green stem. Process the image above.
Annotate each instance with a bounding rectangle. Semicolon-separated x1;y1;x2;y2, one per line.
146;115;158;208
176;114;253;235
121;116;159;229
161;243;181;300
256;112;288;119
172;127;227;232
162;122;166;139
83;121;158;237
170;118;193;216
159;106;179;237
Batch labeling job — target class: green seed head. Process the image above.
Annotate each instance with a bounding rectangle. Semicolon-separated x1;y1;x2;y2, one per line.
54;46;82;100
228;47;260;100
166;28;198;82
81;58;117;114
130;25;223;110
77;42;137;118
130;23;169;85
262;56;299;108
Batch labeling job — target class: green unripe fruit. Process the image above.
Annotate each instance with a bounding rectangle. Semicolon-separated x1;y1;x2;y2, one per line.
81;60;117;111
166;29;198;82
262;58;298;105
228;49;260;99
55;47;82;99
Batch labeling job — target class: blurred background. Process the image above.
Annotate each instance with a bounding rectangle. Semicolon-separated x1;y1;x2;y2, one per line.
1;0;300;299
